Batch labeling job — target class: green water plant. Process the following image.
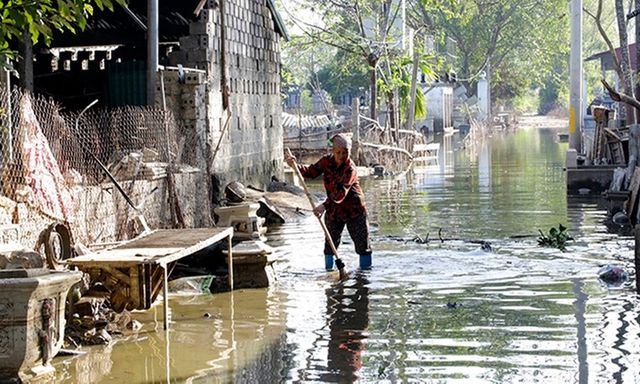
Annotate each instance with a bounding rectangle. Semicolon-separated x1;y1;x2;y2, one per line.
537;224;571;251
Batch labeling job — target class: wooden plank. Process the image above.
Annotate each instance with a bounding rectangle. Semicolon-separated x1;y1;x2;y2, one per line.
604;127;622;141
115;228;231;249
227;234;233;290
143;264;152;308
67;227;234;267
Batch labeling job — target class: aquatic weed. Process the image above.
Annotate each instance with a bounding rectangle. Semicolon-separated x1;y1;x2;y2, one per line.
537;224;571;251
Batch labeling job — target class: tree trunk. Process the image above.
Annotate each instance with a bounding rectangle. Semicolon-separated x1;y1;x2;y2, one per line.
615;0;636;124
405;49;420;131
17;29;33;92
368;55;378;121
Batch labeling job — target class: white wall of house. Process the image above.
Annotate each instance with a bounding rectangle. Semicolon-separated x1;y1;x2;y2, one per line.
415;85;453;133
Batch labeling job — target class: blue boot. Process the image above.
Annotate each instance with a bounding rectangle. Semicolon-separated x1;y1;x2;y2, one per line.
325;254;335;270
359;252;372;269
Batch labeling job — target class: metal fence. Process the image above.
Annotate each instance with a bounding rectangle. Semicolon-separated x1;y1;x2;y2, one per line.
0;88;209;251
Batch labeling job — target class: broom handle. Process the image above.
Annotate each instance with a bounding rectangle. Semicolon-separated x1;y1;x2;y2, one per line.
286;148;340;258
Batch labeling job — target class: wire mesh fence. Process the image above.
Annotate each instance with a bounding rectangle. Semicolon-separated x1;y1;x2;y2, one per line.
0;88;210;251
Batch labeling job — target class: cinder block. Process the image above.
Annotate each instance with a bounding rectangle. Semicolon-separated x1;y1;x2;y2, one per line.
179;36;199;50
189;21;210;35
566;149;577;168
199;35;212;50
181;105;197;120
187;49;212;63
184;72;205;85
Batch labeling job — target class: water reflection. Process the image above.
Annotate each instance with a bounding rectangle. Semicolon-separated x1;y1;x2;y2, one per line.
324;272;369;382
51;289;288;383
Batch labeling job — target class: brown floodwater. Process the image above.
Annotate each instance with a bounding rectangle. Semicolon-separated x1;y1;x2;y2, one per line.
50;123;640;383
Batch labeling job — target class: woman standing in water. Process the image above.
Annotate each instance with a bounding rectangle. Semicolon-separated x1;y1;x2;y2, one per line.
285;133;372;269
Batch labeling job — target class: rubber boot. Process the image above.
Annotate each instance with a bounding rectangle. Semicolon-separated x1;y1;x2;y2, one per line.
359;252;372;269
325;254;334;270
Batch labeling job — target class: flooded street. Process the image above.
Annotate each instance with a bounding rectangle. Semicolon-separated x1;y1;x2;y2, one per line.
52;120;640;383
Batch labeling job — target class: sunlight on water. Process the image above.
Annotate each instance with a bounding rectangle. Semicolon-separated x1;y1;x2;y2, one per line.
52;127;640;383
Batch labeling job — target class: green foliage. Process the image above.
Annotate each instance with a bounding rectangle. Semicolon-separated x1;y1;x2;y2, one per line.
0;0;127;63
316;51;369;98
377;52;437;122
538;64;568;115
300;89;313;114
537;224;571;252
582;0;617;103
423;0;568;105
510;87;539;114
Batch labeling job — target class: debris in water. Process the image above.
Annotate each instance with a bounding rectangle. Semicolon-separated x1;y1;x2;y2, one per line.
446;301;462;309
598;265;629;286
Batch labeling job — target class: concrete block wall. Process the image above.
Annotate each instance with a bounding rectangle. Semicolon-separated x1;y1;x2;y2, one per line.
167;0;283;204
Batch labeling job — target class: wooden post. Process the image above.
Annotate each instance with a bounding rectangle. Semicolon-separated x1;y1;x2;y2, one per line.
351;98;360;164
227;233;234;291
635;225;640;294
163;264;169;330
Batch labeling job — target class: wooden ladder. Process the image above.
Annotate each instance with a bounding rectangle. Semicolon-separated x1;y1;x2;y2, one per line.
605;128;625;164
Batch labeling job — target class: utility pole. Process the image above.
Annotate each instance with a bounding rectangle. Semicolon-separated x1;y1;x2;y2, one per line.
147;0;159;106
569;0;583;153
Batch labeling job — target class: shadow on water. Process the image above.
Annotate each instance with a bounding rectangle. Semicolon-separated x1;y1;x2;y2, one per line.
51;125;640;383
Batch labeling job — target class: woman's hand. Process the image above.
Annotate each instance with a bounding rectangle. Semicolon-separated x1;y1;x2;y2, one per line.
284;153;297;167
313;204;326;217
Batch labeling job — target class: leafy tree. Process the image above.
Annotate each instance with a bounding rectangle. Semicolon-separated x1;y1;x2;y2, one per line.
316;50;369;101
278;0;444;122
0;0;127;64
424;0;568;108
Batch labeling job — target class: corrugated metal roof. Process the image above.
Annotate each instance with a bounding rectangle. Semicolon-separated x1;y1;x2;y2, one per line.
282;113;333;130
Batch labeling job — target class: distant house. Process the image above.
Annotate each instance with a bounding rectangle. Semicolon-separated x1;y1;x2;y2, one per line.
415;84;454;134
586;43;638;74
282;112;342;150
283;85;302;112
585;43;637;123
10;0;289;202
414;35;456;134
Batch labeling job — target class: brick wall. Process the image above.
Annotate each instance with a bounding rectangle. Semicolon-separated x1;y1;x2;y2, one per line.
166;0;284;204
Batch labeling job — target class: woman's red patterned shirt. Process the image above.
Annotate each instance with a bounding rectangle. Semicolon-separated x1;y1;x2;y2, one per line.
298;155;367;221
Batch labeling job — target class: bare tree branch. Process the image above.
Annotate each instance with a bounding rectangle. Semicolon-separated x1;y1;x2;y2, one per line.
602;78;640;110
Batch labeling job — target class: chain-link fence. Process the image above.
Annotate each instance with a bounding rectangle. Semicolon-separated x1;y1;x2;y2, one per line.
0;88;210;251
